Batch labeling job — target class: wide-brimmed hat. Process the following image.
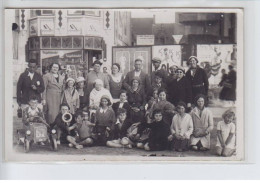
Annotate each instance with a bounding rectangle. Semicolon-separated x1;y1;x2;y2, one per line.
175;67;185;73
76;76;85;83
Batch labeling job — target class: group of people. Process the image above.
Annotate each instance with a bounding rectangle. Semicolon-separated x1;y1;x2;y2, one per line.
16;56;236;157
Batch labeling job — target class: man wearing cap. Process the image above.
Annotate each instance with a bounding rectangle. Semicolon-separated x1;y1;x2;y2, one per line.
85;60;110;105
185;56;209;102
17;59;45;109
123;58;151;94
151;57;168;84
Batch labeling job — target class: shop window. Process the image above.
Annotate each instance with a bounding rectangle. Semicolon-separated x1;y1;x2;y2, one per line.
30;10;54;17
62;37;73;48
42;37;51;49
51;37;61;48
73;37;83;49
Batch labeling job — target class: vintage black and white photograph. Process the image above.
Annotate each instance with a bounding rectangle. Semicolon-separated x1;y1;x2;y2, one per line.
4;8;244;162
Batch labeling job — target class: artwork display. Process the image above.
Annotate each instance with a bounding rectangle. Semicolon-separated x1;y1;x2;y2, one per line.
112;46;152;75
152;45;182;71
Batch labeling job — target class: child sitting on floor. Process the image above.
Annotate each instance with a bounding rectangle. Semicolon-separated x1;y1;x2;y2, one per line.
216;109;236;157
93;95;116;146
143;109;170;151
168;101;193;152
52;103;75;145
67;110;95;149
106;108;133;148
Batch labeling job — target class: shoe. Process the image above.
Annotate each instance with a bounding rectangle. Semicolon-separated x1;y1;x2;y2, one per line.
76;145;83;149
199;147;208;151
127;144;132;149
40;142;45;146
68;143;73;147
191;146;198;151
177;148;183;152
56;140;61;145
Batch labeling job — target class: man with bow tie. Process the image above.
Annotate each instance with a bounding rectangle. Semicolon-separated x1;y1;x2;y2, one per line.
17;59;45;109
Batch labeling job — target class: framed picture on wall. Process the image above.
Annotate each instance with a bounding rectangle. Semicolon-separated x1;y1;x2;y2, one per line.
112;46;152;76
152;45;182;71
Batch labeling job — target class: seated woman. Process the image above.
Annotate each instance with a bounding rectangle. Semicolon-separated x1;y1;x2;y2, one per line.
93;95;116;146
149;89;175;126
145;89;159;124
190;94;214;151
89;79;113;109
106;108;133;148
168;101;193;152
76;76;88;110
126;77;146;123
216;109;236;157
61;77;80;114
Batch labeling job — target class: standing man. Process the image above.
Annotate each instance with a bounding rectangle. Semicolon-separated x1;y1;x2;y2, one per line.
185;56;209;103
85;60;110;104
151;57;168;84
123;58;151;93
17;59;45;109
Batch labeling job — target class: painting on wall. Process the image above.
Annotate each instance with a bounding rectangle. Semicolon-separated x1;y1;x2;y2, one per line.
196;44;236;85
152;45;182;71
112;46;152;75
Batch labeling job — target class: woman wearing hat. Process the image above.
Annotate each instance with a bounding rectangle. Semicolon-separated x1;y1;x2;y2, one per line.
108;63;124;102
85;60;110;103
185;56;209;103
127;77;146;123
168;67;192;107
76;76;88;110
61;77;80;114
89;79;113;109
42;62;65;124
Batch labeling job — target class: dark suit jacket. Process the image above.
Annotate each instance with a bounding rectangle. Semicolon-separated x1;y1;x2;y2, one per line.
123;70;151;92
17;70;45;104
168;76;192;105
185;67;209;98
112;102;131;118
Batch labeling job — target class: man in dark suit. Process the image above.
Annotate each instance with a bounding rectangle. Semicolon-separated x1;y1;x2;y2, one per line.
185;56;209;103
17;59;45;107
123;58;151;93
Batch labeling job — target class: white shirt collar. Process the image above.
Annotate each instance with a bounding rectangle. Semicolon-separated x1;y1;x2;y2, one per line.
28;107;39;113
134;70;141;77
100;108;108;113
28;72;34;79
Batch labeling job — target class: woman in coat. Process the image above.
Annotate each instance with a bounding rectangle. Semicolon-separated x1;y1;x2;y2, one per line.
168;68;192;107
42;63;65;124
127;77;146;123
190;94;214;151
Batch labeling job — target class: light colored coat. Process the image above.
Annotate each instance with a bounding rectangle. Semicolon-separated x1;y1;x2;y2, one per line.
43;73;65;124
89;87;113;107
190;107;214;149
61;88;80;114
171;113;193;139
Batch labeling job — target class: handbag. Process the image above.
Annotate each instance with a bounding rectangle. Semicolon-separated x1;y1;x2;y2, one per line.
223;82;232;88
17;107;22;118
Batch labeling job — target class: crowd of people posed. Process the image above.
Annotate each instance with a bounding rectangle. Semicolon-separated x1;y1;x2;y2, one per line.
17;56;236;157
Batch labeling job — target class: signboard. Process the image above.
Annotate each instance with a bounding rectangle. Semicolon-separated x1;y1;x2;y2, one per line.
40;18;55;35
152;45;182;71
196;44;236;85
136;35;155;45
